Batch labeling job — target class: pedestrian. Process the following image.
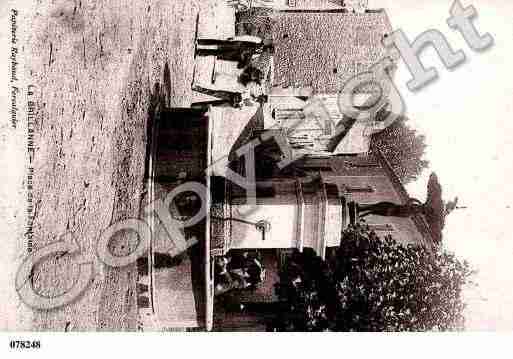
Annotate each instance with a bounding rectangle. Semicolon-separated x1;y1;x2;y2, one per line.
196;36;273;69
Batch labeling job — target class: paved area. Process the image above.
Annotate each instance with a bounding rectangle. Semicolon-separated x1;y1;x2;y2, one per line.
152;257;199;329
6;0;231;331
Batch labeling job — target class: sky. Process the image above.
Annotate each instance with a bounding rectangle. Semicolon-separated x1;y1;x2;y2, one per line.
370;0;513;330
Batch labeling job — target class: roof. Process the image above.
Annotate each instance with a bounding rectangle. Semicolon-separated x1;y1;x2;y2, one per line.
271;10;394;94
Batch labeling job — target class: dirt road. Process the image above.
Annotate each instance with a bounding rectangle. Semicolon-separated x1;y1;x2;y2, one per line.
21;0;224;331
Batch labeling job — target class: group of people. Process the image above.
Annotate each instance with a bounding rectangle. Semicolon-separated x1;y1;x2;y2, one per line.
195;35;274;107
214;250;266;296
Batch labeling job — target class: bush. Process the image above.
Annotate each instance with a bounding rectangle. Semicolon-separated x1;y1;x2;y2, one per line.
273;224;473;331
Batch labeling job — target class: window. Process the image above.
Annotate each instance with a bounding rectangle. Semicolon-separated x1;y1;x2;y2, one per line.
231;184;276;199
301;158;334;172
344;158;380;168
303;158;331;167
355;61;369;75
367;224;395;232
344;185;375;193
303;166;333;172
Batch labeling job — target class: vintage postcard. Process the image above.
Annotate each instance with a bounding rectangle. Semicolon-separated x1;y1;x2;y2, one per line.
0;0;511;345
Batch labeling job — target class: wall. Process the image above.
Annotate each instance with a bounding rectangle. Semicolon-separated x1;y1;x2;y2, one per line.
325;155;429;246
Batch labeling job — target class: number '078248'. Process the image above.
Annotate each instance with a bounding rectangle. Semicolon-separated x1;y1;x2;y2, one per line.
9;340;41;349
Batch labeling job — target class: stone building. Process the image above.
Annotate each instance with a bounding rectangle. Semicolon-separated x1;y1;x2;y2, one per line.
265;8;397;155
201;3;427;332
205;106;438;330
236;6;398;154
209;144;436;260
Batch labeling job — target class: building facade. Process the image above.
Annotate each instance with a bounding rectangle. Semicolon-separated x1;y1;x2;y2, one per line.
210;146;435;260
203;3;434;331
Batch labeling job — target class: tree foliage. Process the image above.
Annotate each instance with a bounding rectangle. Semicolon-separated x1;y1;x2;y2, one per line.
273;224;473;331
372;114;429;184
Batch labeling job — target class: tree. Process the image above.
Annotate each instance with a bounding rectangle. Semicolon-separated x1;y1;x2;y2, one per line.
372;114;429;184
273;224;473;331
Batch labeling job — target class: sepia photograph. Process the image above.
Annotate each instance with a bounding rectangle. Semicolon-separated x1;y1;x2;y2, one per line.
0;0;512;355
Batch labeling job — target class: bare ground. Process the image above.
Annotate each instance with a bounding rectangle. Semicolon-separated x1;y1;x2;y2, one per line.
25;0;223;331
